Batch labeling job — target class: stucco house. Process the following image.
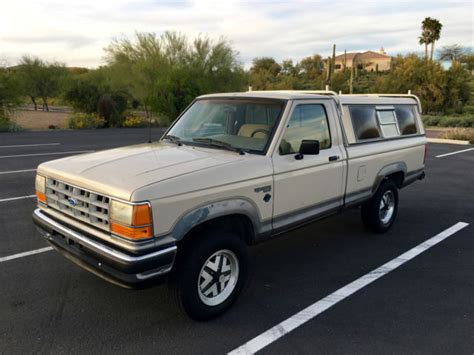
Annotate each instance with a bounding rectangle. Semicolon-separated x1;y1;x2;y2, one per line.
334;48;392;72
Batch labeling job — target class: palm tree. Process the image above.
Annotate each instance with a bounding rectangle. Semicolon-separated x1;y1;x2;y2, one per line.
419;19;430;61
419;17;443;62
428;18;443;62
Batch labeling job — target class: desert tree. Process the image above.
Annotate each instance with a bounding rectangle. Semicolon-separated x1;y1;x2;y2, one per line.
438;45;467;64
17;56;68;111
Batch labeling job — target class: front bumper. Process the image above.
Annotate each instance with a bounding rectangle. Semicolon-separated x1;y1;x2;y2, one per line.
33;208;177;288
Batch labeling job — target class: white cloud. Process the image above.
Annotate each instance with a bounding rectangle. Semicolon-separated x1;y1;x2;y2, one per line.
0;0;472;68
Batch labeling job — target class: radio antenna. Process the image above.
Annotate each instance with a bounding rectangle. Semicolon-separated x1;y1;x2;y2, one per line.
148;113;152;143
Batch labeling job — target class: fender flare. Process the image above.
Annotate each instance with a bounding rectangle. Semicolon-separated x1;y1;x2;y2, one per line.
169;198;263;242
372;162;407;192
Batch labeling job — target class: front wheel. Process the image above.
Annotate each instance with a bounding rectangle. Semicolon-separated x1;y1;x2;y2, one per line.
169;231;248;321
361;180;399;233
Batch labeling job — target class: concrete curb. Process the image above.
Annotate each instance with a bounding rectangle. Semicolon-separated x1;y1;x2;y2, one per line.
427;138;471;145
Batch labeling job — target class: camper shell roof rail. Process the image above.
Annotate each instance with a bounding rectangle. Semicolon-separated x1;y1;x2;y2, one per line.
247;90;422;113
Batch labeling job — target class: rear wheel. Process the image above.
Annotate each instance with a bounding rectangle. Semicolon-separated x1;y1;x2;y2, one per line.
169;231;248;321
361;179;399;233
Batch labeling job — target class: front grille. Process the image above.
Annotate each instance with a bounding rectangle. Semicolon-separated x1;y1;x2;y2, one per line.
45;178;110;231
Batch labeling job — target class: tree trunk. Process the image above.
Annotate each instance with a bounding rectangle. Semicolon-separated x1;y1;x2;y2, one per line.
42;98;49;112
424;43;428;62
30;96;37;111
430;42;435;62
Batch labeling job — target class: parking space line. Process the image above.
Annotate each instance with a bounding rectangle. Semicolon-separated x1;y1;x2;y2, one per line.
436;147;474;158
0;247;53;263
0;143;60;149
0;194;36;202
0;150;93;159
230;222;470;355
0;169;36;175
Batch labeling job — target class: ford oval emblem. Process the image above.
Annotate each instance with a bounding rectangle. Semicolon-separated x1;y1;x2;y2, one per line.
68;197;78;207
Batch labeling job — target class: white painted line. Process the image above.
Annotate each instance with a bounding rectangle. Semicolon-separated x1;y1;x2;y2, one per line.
230;222;470;355
0;168;36;175
427;138;469;145
0;143;60;149
0;247;53;263
0;194;36;202
0;150;93;159
435;147;474;158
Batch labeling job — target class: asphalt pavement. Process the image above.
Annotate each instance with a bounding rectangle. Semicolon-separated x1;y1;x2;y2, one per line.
0;129;472;354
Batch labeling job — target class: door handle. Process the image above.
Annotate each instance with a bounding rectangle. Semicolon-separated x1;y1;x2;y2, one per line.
328;155;340;161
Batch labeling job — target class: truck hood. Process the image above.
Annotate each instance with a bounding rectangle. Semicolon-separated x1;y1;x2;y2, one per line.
37;142;247;200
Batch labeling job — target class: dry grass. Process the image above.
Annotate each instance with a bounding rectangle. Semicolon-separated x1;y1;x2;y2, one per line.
440;128;474;144
11;110;69;130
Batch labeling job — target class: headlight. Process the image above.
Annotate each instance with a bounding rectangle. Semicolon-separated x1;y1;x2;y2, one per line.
110;200;134;225
110;200;153;240
35;175;46;203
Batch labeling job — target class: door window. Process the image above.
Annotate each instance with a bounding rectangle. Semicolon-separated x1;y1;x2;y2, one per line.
279;104;331;155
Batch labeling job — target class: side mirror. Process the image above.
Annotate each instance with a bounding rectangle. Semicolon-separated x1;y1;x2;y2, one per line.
295;140;320;160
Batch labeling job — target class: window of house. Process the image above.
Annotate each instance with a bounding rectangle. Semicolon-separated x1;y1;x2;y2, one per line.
395;105;417;135
376;109;400;138
349;105;381;140
279;104;331;155
335;64;341;69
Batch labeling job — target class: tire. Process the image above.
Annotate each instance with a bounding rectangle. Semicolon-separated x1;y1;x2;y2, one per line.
169;231;249;321
361;179;399;233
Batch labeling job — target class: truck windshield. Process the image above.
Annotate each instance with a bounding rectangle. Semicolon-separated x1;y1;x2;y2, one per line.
164;99;286;154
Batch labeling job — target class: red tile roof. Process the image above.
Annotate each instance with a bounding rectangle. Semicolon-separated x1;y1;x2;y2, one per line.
335;50;391;61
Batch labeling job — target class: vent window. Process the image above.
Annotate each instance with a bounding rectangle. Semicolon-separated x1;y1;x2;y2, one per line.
376;109;400;138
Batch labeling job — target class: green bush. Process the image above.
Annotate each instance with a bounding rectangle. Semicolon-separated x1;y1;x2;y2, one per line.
422;114;474;128
68;113;106;129
0;115;22;132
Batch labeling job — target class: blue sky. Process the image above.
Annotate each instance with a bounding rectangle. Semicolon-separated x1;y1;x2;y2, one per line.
0;0;472;68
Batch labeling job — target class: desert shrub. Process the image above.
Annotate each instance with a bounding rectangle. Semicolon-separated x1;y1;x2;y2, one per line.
97;93;128;127
440;128;474;143
122;114;148;128
68;113;106;129
0;115;22;132
422;114;474;128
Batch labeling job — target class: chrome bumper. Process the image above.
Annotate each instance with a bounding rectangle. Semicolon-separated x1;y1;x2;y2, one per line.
33;208;177;288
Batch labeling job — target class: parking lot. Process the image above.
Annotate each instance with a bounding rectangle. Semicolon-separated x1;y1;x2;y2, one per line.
0;129;473;354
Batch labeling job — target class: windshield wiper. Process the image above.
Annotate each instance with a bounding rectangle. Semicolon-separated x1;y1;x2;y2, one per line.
192;137;245;155
162;134;183;146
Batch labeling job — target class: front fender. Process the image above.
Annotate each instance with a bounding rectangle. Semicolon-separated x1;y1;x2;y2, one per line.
169;198;266;242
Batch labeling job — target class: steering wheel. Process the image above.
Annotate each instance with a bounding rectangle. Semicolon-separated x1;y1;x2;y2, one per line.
250;128;271;138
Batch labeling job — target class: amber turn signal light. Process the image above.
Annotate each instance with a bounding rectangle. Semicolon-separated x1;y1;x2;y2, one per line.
36;191;46;203
132;204;152;226
110;223;152;240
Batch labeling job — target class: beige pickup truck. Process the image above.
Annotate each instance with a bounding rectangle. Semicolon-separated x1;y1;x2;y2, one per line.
33;91;426;320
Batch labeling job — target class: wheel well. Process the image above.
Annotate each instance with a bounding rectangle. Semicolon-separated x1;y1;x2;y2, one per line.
385;171;404;188
178;214;255;246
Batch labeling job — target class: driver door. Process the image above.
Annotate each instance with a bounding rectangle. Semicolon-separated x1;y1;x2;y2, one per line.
272;100;346;232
